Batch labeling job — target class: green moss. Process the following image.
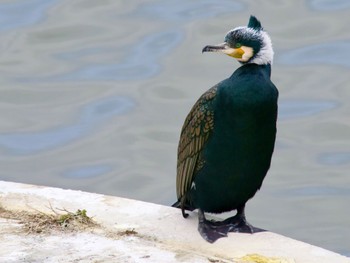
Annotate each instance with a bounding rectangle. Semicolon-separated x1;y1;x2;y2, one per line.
58;209;93;227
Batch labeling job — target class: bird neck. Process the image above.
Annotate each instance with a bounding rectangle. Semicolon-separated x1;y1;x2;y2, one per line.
235;63;272;78
262;63;272;77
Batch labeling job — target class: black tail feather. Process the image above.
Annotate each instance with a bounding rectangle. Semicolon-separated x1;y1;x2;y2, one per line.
171;200;181;208
171;200;195;211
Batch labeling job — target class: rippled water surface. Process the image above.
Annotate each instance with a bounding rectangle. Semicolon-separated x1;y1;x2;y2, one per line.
0;0;349;256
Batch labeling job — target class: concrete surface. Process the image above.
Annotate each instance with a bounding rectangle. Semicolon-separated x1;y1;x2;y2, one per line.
0;180;349;263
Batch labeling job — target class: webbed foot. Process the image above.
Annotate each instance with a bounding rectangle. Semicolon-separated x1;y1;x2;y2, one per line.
198;209;231;243
223;212;265;233
197;205;266;243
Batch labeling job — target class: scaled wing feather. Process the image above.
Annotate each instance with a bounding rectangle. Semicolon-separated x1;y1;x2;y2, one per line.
176;85;217;200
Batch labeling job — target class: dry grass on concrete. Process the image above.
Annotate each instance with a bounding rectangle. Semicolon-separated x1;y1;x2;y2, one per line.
0;204;98;234
0;204;144;240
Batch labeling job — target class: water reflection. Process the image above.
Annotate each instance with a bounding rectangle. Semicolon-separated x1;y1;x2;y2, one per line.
19;30;184;82
308;0;350;11
318;152;350;165
135;0;244;21
0;0;57;32
0;96;134;155
62;164;113;179
283;186;350;197
278;99;338;120
278;41;350;67
58;30;184;81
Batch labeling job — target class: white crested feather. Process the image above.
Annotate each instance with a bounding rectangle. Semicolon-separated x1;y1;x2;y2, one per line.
250;30;274;65
226;27;274;65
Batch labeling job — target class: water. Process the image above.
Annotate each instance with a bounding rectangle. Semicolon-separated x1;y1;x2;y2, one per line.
0;0;349;256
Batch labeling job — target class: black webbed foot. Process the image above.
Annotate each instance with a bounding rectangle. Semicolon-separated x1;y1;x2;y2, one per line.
198;209;231;243
197;205;266;243
223;213;265;233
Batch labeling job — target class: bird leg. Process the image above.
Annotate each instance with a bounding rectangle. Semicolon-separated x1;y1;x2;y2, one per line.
198;209;232;243
224;205;265;234
197;205;265;243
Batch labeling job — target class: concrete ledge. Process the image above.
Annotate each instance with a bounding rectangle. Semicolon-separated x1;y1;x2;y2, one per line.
0;180;349;263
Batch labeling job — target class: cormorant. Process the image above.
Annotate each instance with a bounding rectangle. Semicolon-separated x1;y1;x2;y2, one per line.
172;16;278;243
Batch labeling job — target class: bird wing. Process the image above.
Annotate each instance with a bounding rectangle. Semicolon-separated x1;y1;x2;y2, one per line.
176;85;218;200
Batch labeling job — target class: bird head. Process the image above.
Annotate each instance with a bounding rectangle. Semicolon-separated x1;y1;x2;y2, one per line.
202;16;273;65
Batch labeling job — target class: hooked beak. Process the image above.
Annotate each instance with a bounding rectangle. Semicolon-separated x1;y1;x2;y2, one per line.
202;42;228;53
202;42;245;59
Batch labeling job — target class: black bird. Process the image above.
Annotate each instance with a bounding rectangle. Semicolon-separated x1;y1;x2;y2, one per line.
172;16;278;243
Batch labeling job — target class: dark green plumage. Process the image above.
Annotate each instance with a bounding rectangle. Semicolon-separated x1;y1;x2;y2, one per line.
172;16;278;243
247;15;263;30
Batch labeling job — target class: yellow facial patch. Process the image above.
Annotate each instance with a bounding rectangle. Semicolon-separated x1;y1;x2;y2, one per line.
222;47;245;58
222;46;254;62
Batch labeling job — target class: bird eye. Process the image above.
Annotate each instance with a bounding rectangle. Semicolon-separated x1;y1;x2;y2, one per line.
234;43;242;48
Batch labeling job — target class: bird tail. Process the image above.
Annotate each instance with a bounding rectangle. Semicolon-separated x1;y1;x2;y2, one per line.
171;200;195;211
171;200;181;208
